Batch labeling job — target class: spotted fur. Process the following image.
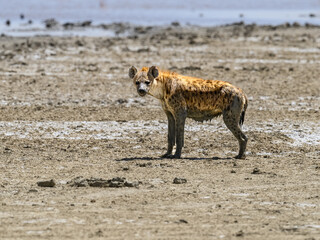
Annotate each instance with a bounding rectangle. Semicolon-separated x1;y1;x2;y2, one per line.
129;66;248;159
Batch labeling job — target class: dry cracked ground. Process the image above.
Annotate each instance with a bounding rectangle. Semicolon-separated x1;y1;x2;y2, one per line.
0;24;320;239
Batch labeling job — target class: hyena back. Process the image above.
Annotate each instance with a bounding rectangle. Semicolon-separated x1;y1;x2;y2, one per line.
129;66;248;159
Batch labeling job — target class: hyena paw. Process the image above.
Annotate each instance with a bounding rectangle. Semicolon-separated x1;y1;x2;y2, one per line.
160;153;181;159
161;153;173;158
235;154;246;159
173;153;182;159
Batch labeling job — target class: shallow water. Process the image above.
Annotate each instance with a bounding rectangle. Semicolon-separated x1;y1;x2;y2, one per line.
1;0;320;36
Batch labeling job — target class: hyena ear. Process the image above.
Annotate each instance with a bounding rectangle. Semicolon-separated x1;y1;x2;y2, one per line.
147;66;159;80
128;66;137;79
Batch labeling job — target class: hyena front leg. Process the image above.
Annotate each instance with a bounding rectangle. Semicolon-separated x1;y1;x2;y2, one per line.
173;110;187;158
161;111;176;158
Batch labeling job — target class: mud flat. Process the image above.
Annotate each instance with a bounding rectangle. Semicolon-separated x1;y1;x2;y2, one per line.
0;24;320;239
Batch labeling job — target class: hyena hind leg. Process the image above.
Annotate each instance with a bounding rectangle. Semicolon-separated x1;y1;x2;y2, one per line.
223;111;248;159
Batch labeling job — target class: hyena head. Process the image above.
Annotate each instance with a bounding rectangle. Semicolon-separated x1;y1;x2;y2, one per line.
129;66;159;97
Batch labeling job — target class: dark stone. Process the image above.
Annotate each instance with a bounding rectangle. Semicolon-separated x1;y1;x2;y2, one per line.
173;178;187;184
37;179;55;187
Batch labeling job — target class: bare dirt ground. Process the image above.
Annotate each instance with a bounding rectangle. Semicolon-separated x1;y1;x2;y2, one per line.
0;24;320;239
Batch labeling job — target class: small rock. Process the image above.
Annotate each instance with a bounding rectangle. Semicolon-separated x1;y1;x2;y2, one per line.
96;229;103;237
124;181;139;188
28;189;38;193
67;176;88;187
75;39;84;46
116;98;128;104
269;52;276;57
178;219;188;224
87;178;111;187
251;168;262;174
235;230;244;237
37;179;55;187
173;178;187;184
136;162;152;167
181;66;201;71
231;170;236;173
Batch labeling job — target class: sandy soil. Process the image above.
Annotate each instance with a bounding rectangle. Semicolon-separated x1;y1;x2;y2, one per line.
0;23;320;239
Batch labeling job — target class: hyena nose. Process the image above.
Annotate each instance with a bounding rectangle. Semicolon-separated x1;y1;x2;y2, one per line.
138;89;146;94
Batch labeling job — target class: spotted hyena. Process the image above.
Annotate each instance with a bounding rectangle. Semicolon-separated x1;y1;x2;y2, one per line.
129;66;248;159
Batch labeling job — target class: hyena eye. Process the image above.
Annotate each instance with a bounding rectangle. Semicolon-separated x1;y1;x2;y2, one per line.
145;81;151;85
135;81;139;85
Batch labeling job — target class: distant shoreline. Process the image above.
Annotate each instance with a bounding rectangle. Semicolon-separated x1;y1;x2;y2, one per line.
1;19;320;37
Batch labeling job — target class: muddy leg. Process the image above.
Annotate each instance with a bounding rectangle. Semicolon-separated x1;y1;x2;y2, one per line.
173;111;187;158
223;111;248;159
161;111;176;158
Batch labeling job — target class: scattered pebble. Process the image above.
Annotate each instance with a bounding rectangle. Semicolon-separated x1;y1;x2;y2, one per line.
177;219;188;224
28;189;38;193
136;162;152;167
251;168;262;174
37;179;55;187
235;230;244;237
173;178;187;184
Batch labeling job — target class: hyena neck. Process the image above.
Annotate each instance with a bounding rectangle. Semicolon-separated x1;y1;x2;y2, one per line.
148;77;164;100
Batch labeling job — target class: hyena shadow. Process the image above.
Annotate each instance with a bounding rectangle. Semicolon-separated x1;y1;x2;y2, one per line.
116;156;233;161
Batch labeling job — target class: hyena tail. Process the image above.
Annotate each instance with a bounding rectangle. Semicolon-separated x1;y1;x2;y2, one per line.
239;95;248;126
